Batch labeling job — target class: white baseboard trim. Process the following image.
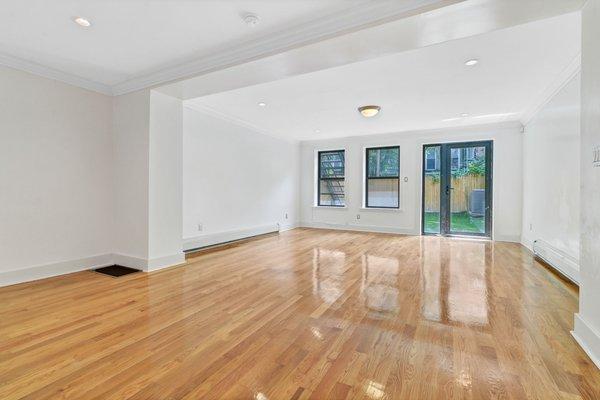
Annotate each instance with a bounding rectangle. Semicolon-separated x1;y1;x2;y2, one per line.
111;253;148;271
300;221;417;236
494;234;521;243
0;254;113;287
0;250;189;287
572;313;600;370
532;239;580;284
183;223;280;251
521;237;534;252
279;221;300;232
146;253;186;272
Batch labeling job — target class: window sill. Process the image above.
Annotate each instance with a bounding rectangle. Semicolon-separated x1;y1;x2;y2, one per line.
312;205;347;209
360;207;403;212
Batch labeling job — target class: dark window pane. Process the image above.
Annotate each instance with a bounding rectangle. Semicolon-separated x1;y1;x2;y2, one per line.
318;150;345;206
367;178;399;208
319;179;345;206
320;151;345;178
366;146;400;208
367;147;399;177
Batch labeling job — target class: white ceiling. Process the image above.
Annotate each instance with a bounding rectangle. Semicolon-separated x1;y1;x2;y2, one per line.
0;0;452;94
186;12;581;141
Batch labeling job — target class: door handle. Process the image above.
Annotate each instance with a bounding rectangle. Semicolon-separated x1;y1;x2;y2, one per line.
445;186;454;195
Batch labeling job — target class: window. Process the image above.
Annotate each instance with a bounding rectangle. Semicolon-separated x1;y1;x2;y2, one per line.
318;150;345;207
425;148;439;171
365;146;400;208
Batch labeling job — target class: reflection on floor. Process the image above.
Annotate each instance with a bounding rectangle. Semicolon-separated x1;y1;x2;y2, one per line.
0;228;597;399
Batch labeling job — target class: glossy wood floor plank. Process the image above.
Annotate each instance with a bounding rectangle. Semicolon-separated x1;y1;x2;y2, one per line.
1;228;599;399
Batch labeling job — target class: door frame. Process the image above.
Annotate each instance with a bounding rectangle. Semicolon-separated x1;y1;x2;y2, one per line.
421;140;493;238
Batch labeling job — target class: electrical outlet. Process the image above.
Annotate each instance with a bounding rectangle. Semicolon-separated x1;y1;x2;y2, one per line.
356;214;361;220
285;212;288;219
197;223;203;232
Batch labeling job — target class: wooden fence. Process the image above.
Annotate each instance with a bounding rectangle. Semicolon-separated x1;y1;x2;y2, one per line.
424;174;485;212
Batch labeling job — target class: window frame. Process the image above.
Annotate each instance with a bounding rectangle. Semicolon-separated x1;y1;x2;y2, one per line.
364;145;400;209
317;149;346;207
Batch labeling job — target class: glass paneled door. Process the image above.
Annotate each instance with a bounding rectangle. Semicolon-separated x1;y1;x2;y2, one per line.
422;141;493;238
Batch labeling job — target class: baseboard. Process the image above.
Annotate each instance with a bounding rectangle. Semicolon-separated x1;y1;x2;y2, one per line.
0;254;113;287
279;221;299;232
494;234;521;243
532;239;580;284
521;236;534;252
146;253;186;272
572;314;600;370
300;221;417;235
111;253;148;270
183;223;280;251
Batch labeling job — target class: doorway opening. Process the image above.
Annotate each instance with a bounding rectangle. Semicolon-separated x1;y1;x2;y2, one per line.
422;140;493;238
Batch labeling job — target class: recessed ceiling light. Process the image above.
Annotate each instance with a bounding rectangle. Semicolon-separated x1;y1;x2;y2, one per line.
243;13;260;27
315;129;321;133
461;113;470;117
258;102;267;107
465;59;479;66
74;17;91;27
358;105;381;118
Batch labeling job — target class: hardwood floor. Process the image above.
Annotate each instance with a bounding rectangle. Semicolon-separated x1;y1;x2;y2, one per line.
1;228;598;399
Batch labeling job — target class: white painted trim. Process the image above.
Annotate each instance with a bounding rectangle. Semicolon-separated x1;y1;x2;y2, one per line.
146;253;186;272
521;53;582;126
532;239;580;284
183;223;280;251
111;253;148;271
360;207;403;213
0;254;113;287
111;0;450;95
183;103;298;144
300;221;417;236
279;222;300;232
494;234;522;243
572;314;600;370
112;253;185;272
0;52;113;96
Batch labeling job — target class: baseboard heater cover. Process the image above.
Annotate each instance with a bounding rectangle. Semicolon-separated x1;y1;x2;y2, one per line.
532;239;580;284
183;223;280;253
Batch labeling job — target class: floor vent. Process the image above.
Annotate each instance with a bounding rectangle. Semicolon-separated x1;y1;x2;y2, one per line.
94;265;141;277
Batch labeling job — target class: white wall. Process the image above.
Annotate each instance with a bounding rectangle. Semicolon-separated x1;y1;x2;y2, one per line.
148;91;184;269
299;123;523;241
574;0;600;370
182;107;300;249
521;73;581;280
112;89;150;264
112;90;185;270
0;66;113;283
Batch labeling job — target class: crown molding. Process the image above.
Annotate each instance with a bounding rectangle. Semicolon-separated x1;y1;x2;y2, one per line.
0;0;458;97
0;52;113;96
184;102;298;144
111;0;455;96
521;53;581;126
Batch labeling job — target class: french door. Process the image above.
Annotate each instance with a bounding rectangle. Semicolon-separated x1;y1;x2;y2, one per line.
422;141;493;238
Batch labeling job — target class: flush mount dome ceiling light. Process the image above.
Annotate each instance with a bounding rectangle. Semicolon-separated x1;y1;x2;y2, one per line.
73;17;91;27
243;13;260;27
358;105;381;118
465;59;479;66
